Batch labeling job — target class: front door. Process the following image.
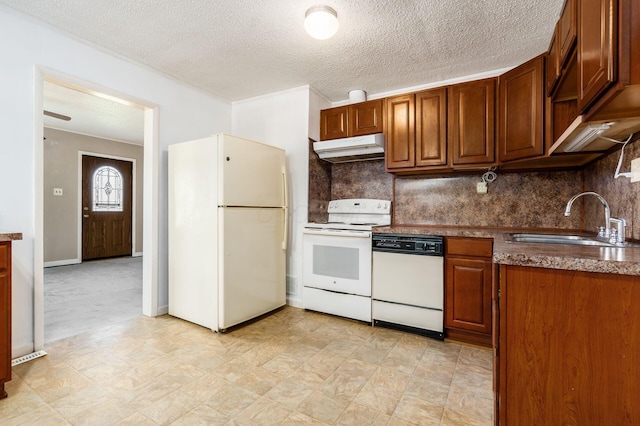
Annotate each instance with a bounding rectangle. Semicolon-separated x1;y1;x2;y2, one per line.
82;155;133;260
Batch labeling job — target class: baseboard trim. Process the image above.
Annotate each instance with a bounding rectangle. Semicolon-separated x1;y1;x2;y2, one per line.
157;305;169;315
132;252;143;257
286;296;303;309
44;258;81;268
12;343;36;359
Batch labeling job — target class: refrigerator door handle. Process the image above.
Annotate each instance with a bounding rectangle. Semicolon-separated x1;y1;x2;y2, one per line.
282;165;289;250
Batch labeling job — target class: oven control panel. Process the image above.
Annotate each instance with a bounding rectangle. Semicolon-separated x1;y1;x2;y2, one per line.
372;234;444;256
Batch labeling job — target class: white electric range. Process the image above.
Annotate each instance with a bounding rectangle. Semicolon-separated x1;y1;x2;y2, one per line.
302;199;391;322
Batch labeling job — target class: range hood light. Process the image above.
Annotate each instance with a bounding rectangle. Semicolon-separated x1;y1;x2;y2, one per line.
563;123;612;152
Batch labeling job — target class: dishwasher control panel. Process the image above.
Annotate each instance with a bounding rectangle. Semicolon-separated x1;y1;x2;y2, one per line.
372;234;443;255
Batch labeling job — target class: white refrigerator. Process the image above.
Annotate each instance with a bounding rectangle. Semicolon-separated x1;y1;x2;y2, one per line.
168;133;288;332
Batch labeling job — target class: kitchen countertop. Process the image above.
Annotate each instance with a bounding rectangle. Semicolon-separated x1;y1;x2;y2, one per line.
374;226;640;276
0;232;22;242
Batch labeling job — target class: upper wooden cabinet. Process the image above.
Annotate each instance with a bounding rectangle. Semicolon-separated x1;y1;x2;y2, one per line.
416;88;448;168
385;89;447;171
448;78;496;167
546;0;576;97
577;0;617;112
558;0;577;67
349;99;384;137
581;0;640;121
319;99;383;141
499;54;546;162
384;94;415;169
386;81;495;173
320;106;348;141
546;26;561;96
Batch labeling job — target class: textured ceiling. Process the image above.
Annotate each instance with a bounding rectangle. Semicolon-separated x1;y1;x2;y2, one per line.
2;0;564;102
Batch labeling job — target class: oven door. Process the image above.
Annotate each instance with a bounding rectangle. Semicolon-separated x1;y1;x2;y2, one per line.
302;229;372;296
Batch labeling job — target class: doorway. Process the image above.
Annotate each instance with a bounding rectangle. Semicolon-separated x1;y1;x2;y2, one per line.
82;155;133;260
35;69;159;351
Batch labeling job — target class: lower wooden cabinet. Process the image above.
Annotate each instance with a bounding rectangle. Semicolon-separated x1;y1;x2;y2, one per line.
444;237;493;347
0;241;12;399
497;265;640;425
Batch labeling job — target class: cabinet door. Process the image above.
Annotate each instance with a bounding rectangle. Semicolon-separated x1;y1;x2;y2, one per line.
384;94;415;170
415;88;447;167
499;266;640;425
320;106;349;141
558;0;577;67
577;0;617;112
499;55;545;162
0;242;10;399
448;79;496;166
546;26;561;96
445;257;492;335
349;99;383;137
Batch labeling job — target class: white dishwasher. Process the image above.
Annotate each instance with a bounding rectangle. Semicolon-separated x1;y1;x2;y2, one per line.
372;234;444;340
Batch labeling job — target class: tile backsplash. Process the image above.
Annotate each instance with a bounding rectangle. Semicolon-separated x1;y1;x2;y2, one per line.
393;171;582;229
584;136;640;240
308;138;640;237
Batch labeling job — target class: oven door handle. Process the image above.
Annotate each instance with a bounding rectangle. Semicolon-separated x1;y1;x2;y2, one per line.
303;230;371;238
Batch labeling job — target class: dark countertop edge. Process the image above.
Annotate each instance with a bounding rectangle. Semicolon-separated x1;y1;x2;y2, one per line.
374;226;640;277
0;233;23;242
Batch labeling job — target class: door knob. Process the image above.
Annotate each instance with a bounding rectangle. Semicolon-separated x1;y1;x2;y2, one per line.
83;214;89;218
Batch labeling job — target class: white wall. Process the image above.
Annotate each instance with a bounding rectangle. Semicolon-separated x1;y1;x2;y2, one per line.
232;86;317;307
0;6;231;357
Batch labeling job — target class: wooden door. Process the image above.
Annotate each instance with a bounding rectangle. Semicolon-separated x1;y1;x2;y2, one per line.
448;78;496;166
320;106;349;140
384;94;415;170
82;156;133;260
498;54;545;162
577;0;617;112
348;99;384;137
415;88;448;167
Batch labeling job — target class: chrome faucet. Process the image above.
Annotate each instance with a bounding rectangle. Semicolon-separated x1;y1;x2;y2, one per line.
564;191;626;244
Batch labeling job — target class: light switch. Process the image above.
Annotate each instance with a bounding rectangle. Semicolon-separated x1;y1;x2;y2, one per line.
53;188;63;196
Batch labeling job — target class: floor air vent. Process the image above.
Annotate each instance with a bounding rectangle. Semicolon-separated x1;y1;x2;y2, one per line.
11;350;48;367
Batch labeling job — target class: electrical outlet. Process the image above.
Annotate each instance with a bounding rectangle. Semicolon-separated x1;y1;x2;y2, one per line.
53;188;63;196
476;181;488;194
631;158;640;183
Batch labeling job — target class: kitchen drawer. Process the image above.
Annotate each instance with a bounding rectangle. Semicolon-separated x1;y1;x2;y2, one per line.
445;237;493;258
0;244;8;270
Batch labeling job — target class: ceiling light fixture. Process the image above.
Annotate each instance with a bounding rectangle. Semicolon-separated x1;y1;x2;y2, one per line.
304;5;339;40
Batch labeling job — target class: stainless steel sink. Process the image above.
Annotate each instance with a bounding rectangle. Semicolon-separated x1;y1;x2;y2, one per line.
506;233;640;248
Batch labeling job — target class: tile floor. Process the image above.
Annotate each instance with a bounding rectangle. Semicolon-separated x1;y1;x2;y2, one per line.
2;307;494;425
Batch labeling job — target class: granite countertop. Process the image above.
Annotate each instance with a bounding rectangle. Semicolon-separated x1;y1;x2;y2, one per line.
374;226;640;276
0;232;22;242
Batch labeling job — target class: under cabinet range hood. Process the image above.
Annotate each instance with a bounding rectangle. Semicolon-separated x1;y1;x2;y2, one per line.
313;133;385;163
